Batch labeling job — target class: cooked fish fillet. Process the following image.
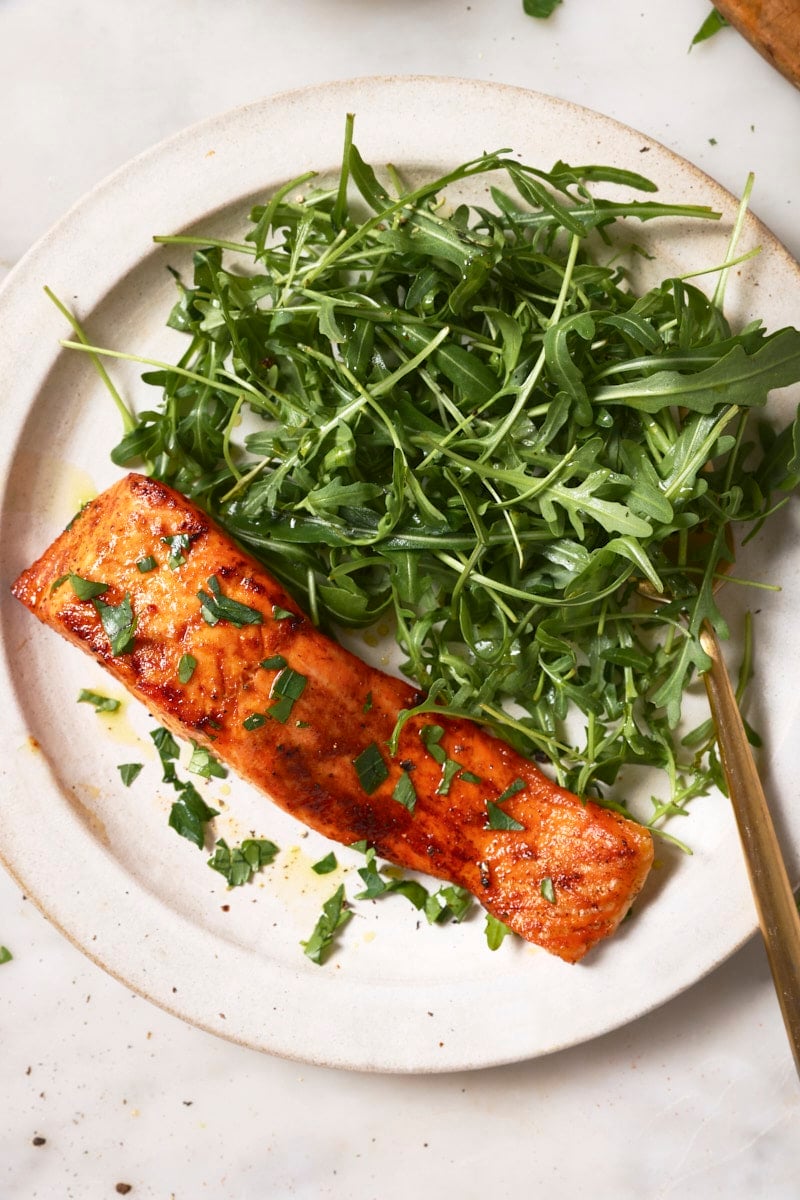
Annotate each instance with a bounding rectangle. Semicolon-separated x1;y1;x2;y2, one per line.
12;472;653;962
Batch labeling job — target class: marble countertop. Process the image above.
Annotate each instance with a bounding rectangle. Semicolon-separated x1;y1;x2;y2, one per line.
1;1;799;1196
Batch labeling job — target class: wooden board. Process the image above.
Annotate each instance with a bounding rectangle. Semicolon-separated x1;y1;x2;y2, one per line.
715;0;800;89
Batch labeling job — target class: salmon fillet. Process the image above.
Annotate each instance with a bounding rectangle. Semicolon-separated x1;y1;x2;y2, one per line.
11;472;653;962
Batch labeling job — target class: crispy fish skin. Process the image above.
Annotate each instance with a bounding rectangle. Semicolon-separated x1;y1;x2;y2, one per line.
12;472;653;962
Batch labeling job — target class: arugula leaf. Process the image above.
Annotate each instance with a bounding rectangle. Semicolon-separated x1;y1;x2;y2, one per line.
60;125;800;847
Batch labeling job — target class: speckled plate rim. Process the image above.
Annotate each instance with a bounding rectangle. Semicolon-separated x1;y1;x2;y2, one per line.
1;76;799;1074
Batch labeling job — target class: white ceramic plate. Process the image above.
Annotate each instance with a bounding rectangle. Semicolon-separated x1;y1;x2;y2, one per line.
2;77;799;1074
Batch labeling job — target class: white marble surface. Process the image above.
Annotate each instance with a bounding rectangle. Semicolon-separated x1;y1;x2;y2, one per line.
2;1;800;1196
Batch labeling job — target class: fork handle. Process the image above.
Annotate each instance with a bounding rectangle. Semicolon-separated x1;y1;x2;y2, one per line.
700;622;800;1078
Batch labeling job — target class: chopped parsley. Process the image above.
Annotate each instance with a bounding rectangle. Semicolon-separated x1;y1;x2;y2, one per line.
496;778;527;804
117;762;144;787
485;801;526;832
301;884;352;965
161;532;195;569
268;666;307;723
150;726;181;786
272;605;293;620
67;574;108;600
540;876;556;904
136;555;157;573
198;575;264;627
93;593;137;655
424;884;473;925
77;688;120;713
436;758;463;796
187;740;227;780
0;946;12;965
419;724;446;764
243;712;267;731
392;770;417;813
260;654;287;671
167;780;219;850
178;653;197;684
207;837;279;886
311;852;338;875
353;741;389;794
485;912;513;951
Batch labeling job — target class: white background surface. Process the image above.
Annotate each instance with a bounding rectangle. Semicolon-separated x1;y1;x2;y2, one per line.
1;1;799;1197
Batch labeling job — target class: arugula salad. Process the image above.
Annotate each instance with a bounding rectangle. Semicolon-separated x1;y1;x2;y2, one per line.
61;117;800;872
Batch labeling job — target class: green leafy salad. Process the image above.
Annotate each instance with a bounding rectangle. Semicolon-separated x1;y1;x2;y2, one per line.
61;117;800;863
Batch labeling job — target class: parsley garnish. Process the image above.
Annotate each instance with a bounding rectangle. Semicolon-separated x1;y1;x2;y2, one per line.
419;724;446;764
260;654;287;671
496;778;526;804
150;726;181;786
167;781;219;850
392;770;417;813
485;912;513;951
485;801;526;831
272;605;293;620
353;742;389;794
161;533;194;569
178;653;197;684
354;848;429;908
68;574;108;600
117;762;144;787
0;946;12;965
198;575;263;627
207;837;278;886
268;666;307;723
93;593;137;655
136;555;157;573
424;884;473;925
243;712;267;731
540;876;556;904
301;884;352;965
311;852;338;875
187;740;227;780
77;688;120;713
436;758;463;796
